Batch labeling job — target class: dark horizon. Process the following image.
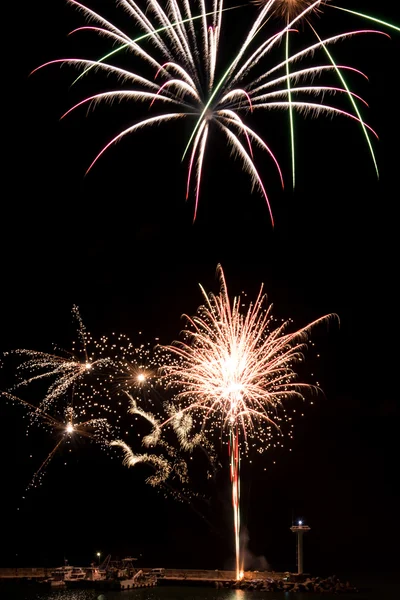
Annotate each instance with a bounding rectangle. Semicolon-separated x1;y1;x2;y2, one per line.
1;0;399;580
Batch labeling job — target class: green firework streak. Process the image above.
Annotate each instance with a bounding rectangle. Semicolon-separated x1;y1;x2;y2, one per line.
330;6;400;33
286;28;295;189
310;24;379;178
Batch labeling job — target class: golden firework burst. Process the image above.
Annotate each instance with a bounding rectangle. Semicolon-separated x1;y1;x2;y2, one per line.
252;0;327;21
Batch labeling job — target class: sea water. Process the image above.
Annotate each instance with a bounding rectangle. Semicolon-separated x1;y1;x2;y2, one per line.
0;580;399;600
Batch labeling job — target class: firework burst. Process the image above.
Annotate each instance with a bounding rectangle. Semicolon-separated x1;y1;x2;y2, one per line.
31;0;395;224
249;0;399;186
4;307;166;425
5;306;113;412
160;264;337;578
252;0;327;20
1;390;112;500
2;309;214;504
110;392;190;490
110;382;219;505
2;274;339;560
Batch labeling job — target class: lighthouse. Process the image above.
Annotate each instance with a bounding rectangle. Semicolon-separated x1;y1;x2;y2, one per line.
290;521;310;575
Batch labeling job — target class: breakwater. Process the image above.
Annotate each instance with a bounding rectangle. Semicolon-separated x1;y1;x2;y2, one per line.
0;568;358;593
215;574;358;594
153;570;358;594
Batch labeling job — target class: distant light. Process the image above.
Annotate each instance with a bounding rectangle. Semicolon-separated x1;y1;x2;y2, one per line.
66;424;74;434
298;520;303;525
85;362;92;370
137;373;146;382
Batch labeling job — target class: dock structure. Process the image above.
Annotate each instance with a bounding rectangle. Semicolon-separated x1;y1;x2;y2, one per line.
0;567;359;594
0;567;281;583
144;568;284;584
119;578;156;590
0;567;50;581
0;566;289;589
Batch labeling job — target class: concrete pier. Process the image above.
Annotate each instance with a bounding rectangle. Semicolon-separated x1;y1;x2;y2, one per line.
0;567;277;583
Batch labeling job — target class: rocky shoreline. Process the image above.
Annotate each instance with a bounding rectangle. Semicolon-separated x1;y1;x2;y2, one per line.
216;574;358;594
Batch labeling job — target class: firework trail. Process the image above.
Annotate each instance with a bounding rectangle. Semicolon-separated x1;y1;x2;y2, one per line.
4;306;112;413
2;310;214;503
4;307;165;425
160;264;337;579
250;0;399;185
0;390;112;499
111;391;181;488
2;274;339;559
111;384;219;505
31;0;396;224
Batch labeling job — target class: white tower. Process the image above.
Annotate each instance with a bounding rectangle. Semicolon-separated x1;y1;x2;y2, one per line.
290;521;310;574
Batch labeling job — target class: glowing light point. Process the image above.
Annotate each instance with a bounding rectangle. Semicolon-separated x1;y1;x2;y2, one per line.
137;373;146;382
85;362;92;371
66;423;74;434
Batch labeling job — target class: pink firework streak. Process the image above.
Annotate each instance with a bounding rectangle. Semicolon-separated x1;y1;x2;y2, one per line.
230;427;241;579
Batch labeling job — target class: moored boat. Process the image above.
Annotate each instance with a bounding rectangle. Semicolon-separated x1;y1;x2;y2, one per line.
118;571;157;590
41;566;72;589
64;567;87;587
85;566;107;582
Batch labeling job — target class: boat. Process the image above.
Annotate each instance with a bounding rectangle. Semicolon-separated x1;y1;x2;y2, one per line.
41;574;66;589
88;557;157;591
50;566;70;579
116;570;157;590
85;566;108;583
42;561;109;589
41;566;71;589
64;567;87;587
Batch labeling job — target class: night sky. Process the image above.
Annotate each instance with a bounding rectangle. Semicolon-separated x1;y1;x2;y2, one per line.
1;0;399;577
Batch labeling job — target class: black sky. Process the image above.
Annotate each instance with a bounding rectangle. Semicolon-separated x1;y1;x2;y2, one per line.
1;0;399;576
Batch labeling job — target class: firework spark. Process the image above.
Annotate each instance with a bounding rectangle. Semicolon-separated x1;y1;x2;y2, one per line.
160;264;337;578
1;391;112;498
5;306;113;412
110;387;218;503
111;400;187;490
252;0;327;20
2;273;339;560
249;0;398;185
2;310;211;504
31;0;391;224
4;307;166;427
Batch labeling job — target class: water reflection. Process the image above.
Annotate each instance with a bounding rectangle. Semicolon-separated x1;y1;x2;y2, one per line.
0;584;365;600
226;591;246;600
37;590;98;600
